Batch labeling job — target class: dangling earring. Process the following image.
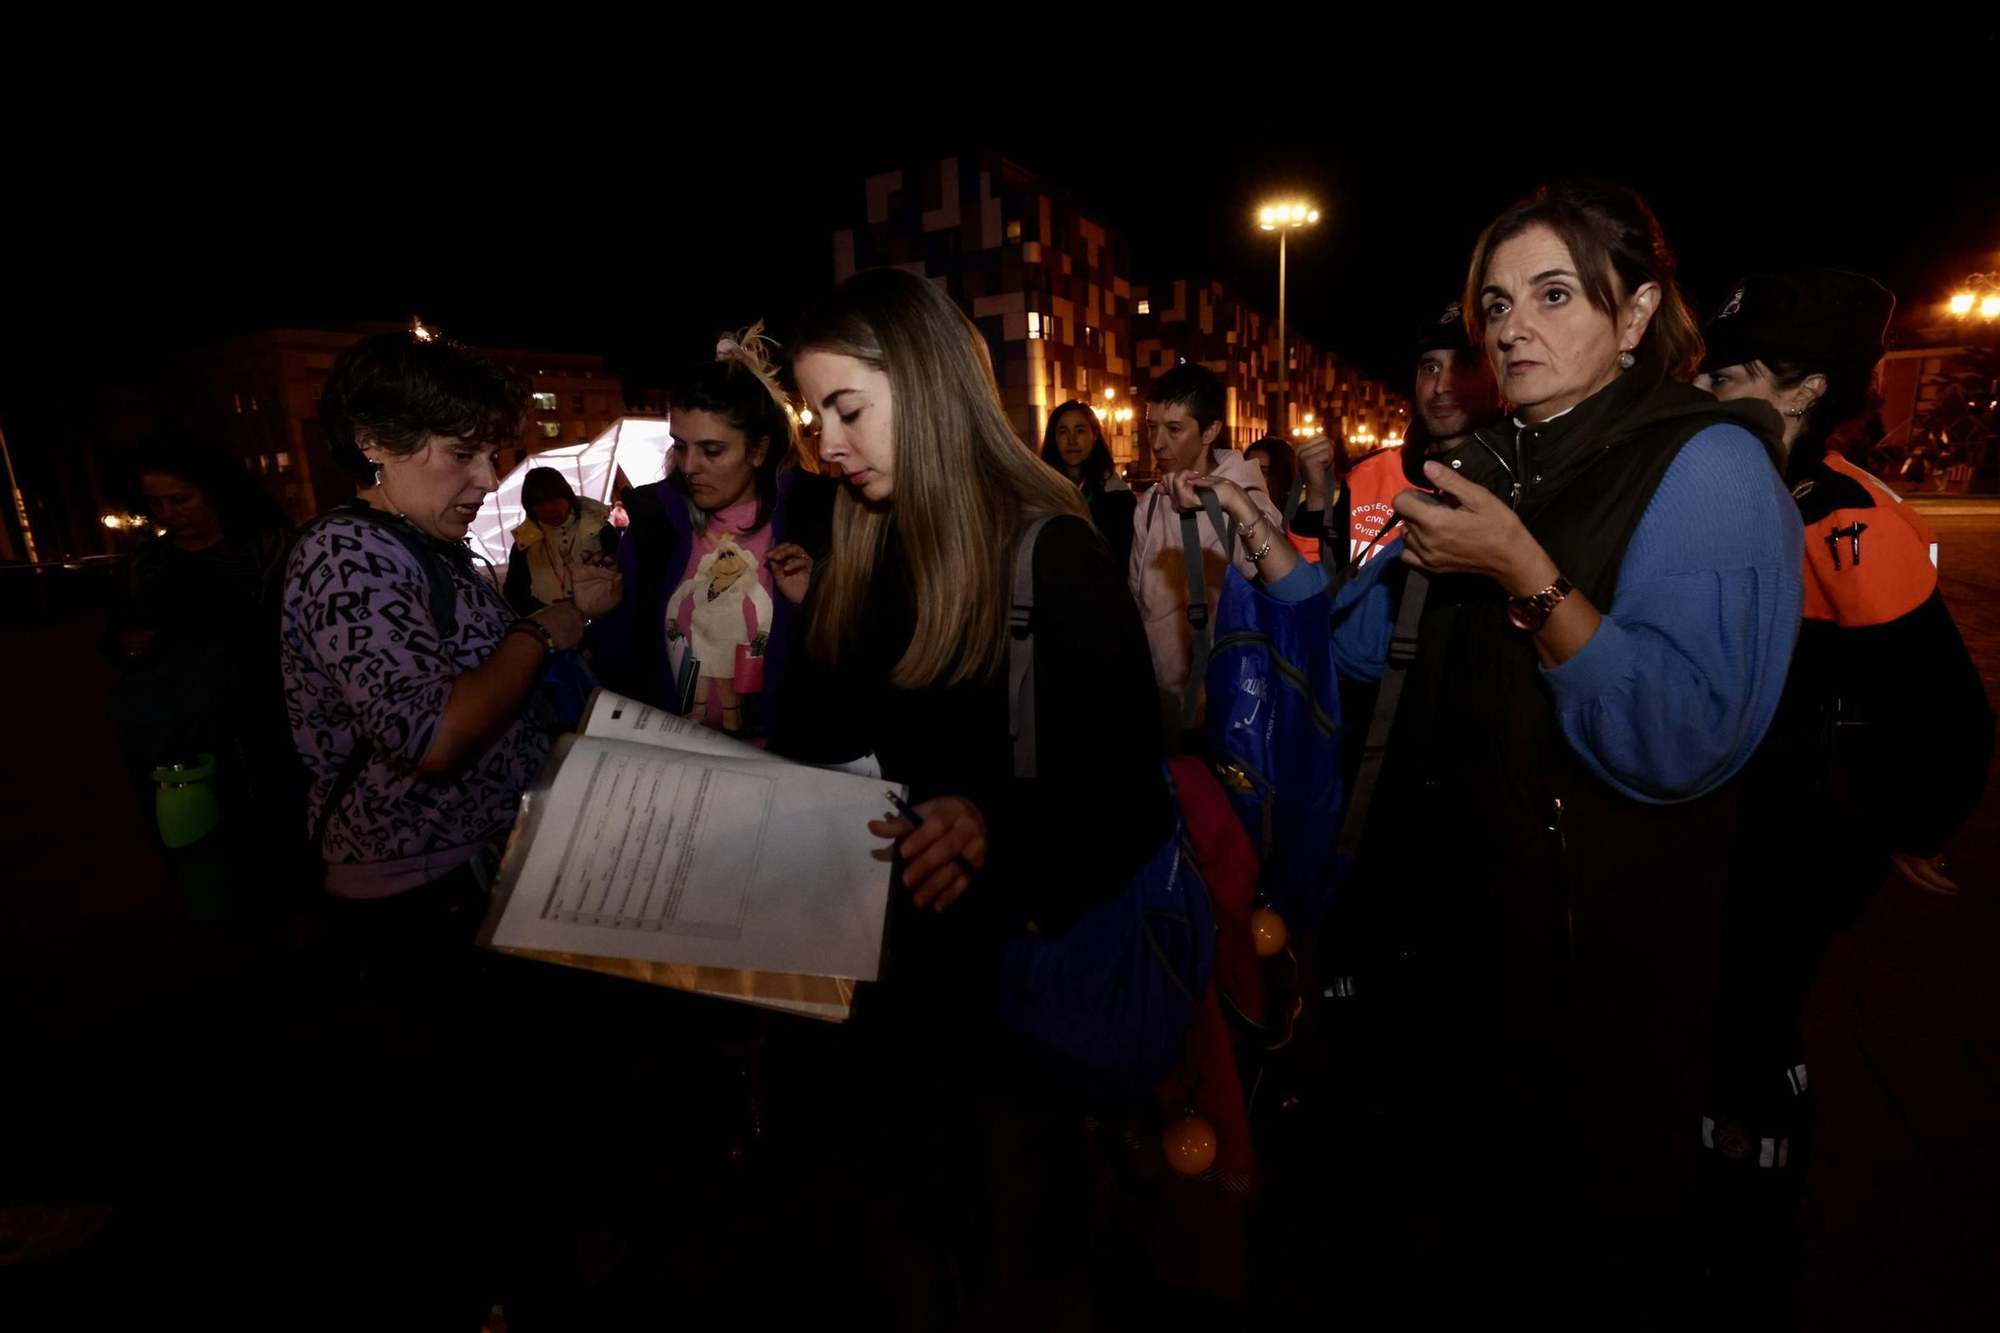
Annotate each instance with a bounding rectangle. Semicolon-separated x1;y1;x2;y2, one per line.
1617;350;1636;371
366;458;383;488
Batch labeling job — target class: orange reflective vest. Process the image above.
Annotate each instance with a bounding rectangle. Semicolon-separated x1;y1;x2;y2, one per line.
1344;448;1408;567
1798;450;1938;628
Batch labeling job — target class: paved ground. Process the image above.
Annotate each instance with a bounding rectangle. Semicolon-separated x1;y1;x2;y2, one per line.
3;499;1998;1327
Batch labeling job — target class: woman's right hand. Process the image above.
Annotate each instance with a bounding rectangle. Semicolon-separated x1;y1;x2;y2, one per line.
1186;473;1260;528
1296;437;1335;509
532;600;589;652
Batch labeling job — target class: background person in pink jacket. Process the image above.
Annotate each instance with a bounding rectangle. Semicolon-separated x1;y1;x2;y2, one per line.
1130;363;1284;748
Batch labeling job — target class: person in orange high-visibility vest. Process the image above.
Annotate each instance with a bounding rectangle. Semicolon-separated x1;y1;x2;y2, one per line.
1293;300;1502;571
1695;269;1993;1274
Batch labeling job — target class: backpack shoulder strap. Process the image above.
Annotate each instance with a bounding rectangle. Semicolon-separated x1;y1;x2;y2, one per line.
1335;568;1429;860
1177;487;1235;729
308;502;461;638
1008;513;1059;779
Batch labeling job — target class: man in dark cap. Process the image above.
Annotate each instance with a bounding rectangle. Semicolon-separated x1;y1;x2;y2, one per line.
1695;269;1992;1289
1297;301;1502;568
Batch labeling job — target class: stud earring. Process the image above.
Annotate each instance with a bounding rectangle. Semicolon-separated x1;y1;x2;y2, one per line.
1786;406;1805;417
1617;350;1636;371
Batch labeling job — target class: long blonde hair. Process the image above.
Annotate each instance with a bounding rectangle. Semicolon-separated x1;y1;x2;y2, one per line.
795;269;1087;688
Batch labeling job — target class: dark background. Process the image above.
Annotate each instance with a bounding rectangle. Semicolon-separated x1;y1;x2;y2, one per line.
5;38;1998;468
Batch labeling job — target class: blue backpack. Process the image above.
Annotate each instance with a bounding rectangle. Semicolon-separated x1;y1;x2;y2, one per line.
994;515;1216;1106
1204;562;1346;930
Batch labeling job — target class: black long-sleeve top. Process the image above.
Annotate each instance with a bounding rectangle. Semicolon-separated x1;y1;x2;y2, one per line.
773;513;1174;1012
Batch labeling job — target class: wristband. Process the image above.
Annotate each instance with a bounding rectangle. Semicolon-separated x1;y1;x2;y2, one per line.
509;617;559;655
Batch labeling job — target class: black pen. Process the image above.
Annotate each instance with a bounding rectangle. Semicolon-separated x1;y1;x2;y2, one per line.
884;789;981;881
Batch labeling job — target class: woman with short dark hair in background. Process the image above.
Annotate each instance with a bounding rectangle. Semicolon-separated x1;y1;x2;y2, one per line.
280;329;619;973
102;436;293;820
1040;398;1136;567
1694;270;1992;1281
503;466;616;615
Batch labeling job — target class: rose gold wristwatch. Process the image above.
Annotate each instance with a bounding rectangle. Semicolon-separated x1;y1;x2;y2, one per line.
1506;575;1573;633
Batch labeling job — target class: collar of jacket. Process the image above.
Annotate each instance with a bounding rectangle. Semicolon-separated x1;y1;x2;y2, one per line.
1469;374;1783;512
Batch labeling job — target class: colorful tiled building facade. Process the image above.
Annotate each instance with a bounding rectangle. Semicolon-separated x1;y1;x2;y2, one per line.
832;155;1407;475
832;154;1143;466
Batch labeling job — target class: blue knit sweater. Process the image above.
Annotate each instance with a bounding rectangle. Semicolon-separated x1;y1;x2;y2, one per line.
1266;424;1804;804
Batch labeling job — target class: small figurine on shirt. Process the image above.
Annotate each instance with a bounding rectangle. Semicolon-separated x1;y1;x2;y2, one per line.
665;536;773;733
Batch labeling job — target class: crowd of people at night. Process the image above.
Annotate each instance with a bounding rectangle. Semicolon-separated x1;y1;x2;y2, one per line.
98;179;1994;1326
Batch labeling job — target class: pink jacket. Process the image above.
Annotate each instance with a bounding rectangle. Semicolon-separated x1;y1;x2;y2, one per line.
1128;448;1285;722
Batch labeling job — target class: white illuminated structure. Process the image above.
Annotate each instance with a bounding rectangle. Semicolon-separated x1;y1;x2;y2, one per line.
463;416;676;568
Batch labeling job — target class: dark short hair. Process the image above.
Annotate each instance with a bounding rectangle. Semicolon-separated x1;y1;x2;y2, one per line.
1465;180;1703;387
128;435;290;541
1244;436;1297;503
318;330;529;485
1760;357;1884;466
1039;400;1115;485
519;466;576;511
1147;363;1225;435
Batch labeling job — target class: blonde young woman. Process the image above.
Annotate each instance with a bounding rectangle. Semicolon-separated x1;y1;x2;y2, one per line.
776;267;1171;1322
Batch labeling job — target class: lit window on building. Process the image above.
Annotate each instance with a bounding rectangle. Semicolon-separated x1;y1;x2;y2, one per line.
1137;300;1150;315
232;393;243;414
532;392;558;411
572;394;585;413
574;422;588;439
1028;312;1042;339
250;396;259;412
260;455;274;473
540;422;562;439
1006;220;1022;242
276;452;292;471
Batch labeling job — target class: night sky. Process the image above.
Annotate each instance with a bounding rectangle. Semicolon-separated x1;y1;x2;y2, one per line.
7;47;1997;469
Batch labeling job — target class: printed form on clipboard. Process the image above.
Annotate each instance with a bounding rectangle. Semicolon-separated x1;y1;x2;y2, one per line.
480;688;894;1021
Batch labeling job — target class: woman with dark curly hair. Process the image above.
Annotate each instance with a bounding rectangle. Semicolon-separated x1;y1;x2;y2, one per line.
279;329;620;966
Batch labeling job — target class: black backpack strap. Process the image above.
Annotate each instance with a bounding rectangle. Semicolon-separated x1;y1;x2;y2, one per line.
1321;463;1341;568
1008;514;1060;780
310;741;373;857
1335;569;1429;862
1178;488;1234;730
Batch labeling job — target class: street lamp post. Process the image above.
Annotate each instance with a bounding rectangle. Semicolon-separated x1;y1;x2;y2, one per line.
1259;201;1319;439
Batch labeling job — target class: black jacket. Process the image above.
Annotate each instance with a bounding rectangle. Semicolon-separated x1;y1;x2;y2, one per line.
773;513;1173;1018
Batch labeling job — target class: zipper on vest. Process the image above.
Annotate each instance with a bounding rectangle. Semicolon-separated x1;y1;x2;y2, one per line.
1479;432;1524;510
1547;796;1573;958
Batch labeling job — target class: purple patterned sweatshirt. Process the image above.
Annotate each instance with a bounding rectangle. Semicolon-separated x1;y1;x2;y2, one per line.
281;514;550;897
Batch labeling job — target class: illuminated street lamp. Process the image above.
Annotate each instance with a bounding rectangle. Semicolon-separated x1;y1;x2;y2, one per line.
1257;199;1320;436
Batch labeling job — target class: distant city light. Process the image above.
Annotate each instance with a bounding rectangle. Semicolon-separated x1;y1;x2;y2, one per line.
1104;388;1116;400
101;514;122;529
1984;296;2000;319
411;317;434;341
1949;292;1975;315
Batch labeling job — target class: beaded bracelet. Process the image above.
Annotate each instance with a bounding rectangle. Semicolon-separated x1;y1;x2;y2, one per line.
508;617;559;655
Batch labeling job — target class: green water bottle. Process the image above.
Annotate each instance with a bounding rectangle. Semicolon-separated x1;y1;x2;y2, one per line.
152;753;221;848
